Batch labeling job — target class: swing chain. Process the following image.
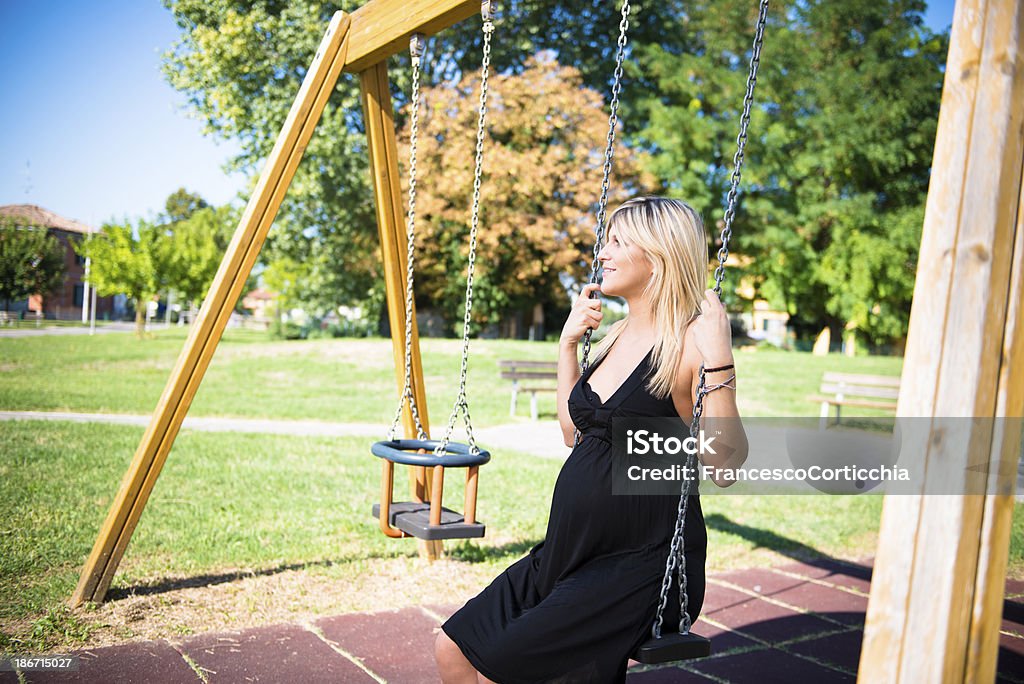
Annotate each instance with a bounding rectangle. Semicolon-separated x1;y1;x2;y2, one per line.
652;0;770;642
435;3;495;458
387;32;430;443
573;0;631;450
713;0;768;298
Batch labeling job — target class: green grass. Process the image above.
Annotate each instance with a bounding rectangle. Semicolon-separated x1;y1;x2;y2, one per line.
2;418;1021;652
0;420;562;651
0;327;902;422
0;329;561;423
0;419;901;652
1;331;1021;653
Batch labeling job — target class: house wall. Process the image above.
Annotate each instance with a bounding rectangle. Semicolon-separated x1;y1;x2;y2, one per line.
37;229;116;320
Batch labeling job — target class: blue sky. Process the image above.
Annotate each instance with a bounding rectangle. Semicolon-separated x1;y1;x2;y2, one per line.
0;1;243;228
0;0;958;229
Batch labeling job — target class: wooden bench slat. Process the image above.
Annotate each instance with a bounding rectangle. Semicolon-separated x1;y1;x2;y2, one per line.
810;395;899;409
501;371;559;381
834;400;898;409
499;360;558;368
819;383;900;399
821;372;901;387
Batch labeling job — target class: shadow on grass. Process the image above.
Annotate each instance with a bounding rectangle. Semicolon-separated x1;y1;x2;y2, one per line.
106;538;542;600
446;538;540;562
106;560;342;600
107;511;887;601
704;512;873;583
110;512;873;601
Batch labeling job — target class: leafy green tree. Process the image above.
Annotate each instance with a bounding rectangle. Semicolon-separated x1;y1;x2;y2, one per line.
155;190;250;322
163;187;210;223
0;219;66;310
632;0;946;347
162;0;946;347
78;220;169;338
163;0;379;320
163;204;238;309
160;0;677;324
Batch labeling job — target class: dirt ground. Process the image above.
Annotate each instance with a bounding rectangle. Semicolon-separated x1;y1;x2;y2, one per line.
21;555;500;653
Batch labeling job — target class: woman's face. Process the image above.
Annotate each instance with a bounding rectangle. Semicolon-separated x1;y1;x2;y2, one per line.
597;226;653;299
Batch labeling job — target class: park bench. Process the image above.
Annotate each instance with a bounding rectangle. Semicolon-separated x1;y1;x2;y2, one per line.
812;371;900;425
0;311;15;326
499;359;558;420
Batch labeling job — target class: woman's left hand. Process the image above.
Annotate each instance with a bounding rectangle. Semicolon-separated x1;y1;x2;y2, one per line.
692;289;734;367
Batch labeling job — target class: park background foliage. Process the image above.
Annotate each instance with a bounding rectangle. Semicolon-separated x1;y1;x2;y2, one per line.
156;0;946;347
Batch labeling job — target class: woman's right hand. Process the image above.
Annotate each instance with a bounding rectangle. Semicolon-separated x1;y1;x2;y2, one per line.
560;283;603;344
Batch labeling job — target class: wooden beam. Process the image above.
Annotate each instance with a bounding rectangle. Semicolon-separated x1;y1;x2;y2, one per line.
965;173;1024;682
857;0;1024;680
344;0;480;73
359;61;443;560
71;12;353;607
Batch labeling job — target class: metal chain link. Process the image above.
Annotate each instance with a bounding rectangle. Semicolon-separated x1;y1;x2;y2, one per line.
652;0;770;641
579;0;631;374
387;33;429;443
435;2;495;457
573;0;631;450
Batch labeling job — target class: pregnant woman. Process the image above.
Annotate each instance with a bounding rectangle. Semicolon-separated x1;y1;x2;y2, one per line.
436;196;748;683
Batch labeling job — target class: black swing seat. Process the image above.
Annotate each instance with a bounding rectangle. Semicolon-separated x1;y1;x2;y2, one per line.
632;631;712;664
371;501;485;540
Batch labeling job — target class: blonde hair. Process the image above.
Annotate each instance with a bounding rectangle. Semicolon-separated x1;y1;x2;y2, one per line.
589;196;708;400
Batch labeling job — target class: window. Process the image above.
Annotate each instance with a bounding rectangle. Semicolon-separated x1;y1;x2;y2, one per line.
73;283;85;307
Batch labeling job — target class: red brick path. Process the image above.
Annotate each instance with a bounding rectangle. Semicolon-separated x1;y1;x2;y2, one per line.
5;556;1024;683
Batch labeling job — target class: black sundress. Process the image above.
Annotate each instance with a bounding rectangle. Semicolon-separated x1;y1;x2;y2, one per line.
442;346;708;683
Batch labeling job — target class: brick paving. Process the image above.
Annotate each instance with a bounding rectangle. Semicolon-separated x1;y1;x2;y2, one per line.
4;556;1023;683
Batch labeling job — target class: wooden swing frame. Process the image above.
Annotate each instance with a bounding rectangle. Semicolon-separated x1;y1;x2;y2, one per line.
71;1;1023;681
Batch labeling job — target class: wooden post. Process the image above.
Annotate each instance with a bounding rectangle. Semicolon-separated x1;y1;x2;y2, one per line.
857;0;1024;681
965;170;1024;683
70;13;353;607
431;465;445;526
360;60;443;560
464;465;479;525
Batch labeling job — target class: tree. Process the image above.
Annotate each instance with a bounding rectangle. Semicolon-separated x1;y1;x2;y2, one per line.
162;0;947;346
163;0;379;320
155;189;251;322
163;204;238;309
77;220;169;338
163;187;210;224
632;0;946;347
160;0;677;324
0;219;66;310
401;53;652;331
